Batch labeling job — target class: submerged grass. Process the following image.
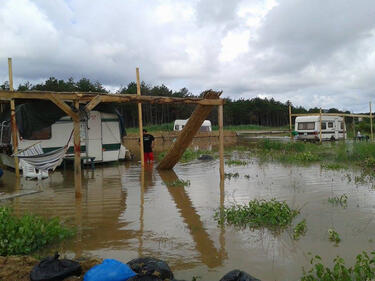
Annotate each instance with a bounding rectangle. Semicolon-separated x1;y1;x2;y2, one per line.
158;149;214;163
0;207;74;256
215;199;299;230
293;219;307;240
164;179;191;187
225;159;247;166
253;140;375;170
301;251;375;281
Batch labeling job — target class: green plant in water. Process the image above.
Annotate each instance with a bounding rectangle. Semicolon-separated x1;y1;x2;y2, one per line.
224;172;239;180
215;199;299;230
321;162;346;170
301;251;375;281
293;219;307;240
328;228;341;245
0;207;74;256
225;160;247;166
328;194;348;208
244;174;250;179
164;179;191;187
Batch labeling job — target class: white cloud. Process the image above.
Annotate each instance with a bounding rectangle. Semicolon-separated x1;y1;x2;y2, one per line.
0;0;375;112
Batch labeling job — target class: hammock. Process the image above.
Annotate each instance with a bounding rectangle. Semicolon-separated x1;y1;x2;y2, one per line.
13;130;73;172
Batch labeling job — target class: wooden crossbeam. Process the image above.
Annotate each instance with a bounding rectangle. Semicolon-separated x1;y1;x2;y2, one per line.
48;94;79;121
0;90;224;105
84;95;102;112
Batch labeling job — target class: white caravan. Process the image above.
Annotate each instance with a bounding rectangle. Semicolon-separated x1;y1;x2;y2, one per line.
0;110;128;169
295;115;346;141
173;119;212;132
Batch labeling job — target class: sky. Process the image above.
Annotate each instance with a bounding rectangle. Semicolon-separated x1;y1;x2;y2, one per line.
1;0;375;112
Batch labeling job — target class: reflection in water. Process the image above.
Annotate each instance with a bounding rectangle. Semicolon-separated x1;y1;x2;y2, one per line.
158;170;226;268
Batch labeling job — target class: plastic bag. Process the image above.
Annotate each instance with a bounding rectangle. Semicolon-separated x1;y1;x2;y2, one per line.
83;259;136;281
127;257;174;280
30;253;81;281
219;270;261;281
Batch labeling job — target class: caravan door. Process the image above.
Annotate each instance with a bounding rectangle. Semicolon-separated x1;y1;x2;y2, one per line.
87;111;103;162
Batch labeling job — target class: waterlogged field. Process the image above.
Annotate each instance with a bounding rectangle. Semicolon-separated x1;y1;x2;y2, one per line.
1;141;375;280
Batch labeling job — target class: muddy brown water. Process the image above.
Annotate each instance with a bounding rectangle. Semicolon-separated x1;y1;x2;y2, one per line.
1;141;375;280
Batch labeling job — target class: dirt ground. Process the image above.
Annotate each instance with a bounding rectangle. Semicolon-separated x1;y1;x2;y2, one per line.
0;255;102;281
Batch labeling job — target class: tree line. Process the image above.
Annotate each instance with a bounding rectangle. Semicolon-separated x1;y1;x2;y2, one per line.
0;77;355;129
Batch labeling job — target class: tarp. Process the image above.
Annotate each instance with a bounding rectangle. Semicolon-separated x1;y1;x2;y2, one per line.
0;101;126;139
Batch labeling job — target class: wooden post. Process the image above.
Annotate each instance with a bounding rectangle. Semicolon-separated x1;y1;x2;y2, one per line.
157;91;221;170
343;116;346;140
370;102;373;142
319;108;322;143
136;68;144;167
218;104;224;180
8;58;20;177
74;100;82;198
289;105;292;140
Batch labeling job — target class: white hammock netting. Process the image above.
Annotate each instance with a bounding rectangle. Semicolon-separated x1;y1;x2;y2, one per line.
14;143;68;171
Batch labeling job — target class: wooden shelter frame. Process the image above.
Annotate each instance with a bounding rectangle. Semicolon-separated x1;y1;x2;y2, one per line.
4;59;225;198
288;104;374;143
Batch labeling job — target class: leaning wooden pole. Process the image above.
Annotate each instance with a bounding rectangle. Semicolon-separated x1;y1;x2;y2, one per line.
289;104;292;140
74;100;82;198
370;102;373;142
158;90;222;170
136;68;144;167
8;58;19;177
319;108;322;143
218;104;224;180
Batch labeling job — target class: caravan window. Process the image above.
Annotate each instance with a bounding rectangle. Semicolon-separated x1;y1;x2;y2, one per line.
321;123;326;130
26;126;52;140
174;125;179;130
298;122;315;130
328;122;333;128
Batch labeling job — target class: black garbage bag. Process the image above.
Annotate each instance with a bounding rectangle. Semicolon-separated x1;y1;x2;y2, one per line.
127;257;174;280
219;270;261;281
30;253;82;281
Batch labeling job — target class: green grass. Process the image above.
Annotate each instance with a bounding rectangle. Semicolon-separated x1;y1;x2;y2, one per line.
0;207;74;256
224;172;239;180
126;122;174;134
158;149;214;163
328;194;348;208
225;159;247;166
212;124;288;131
215;199;299;230
328;228;341;245
301;252;375;281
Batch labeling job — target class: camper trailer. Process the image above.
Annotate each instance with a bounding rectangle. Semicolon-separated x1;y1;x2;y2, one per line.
0;107;128;169
173;119;212;132
295;115;346;141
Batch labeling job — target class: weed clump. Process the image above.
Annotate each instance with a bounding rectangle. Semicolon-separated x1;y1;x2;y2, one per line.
215;199;299;230
164;179;191;187
293;219;307;240
301;252;375;281
224;172;239;180
328;194;348;208
328;228;341;245
225;160;247;166
0;207;74;256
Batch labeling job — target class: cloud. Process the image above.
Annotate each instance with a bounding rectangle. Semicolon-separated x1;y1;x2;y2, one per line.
1;0;375;112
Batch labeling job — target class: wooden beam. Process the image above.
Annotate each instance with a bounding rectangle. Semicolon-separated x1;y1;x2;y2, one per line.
218;104;224;180
136;68;144;167
84;95;102;112
48;94;79;121
74;100;82;198
8;58;13;91
291;112;374;118
157;90;221;170
10;99;19;177
319;108;322;143
370;102;373;142
289;105;292;140
0;90;224;105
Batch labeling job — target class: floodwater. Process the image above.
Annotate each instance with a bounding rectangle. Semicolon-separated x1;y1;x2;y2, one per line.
2;142;375;280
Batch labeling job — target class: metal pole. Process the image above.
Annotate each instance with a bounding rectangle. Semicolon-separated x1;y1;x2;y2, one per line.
8;58;20;177
136;68;144;167
289;105;292;140
218;104;224;180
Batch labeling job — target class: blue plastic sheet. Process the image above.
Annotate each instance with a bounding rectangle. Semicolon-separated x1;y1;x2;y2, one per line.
84;259;136;281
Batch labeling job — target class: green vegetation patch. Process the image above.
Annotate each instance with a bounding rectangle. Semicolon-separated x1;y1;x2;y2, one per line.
215;199;299;230
328;194;348;208
224;172;239;180
158;149;214;163
225;159;247;166
0;207;74;256
293;219;307;240
164;179;191;187
301;252;375;281
328;228;341;245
